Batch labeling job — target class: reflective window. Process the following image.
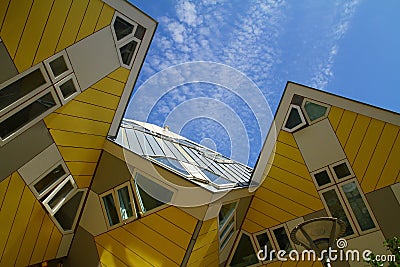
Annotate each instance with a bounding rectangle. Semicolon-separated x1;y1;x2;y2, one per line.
313;169;332;187
49;56;68;78
117;186;134;220
113;16;134;41
33;164;67;196
272;226;293;253
102;193;120;226
303;100;328;122
256;232;276;261
54;190;85;231
59;78;77;99
219;202;237;249
283;105;306;132
229;233;259;267
134;24;146;40
153;157;190;176
119;40;138;66
134;174;171;213
48;179;74;209
333;162;351;179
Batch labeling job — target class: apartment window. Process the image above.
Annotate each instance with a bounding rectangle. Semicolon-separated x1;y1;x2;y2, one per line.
43;175;77;215
54;74;81;104
43;50;73;82
254;230;276;262
31;162;69;199
329;159;354;182
100;181;137;228
0;89;60;143
301;98;330;124
53;189;86;233
152;156;190;176
111;13;142;68
311;167;334;189
229;232;259;267
202;169;236;189
282;104;306;132
271;225;293;253
219;202;237;249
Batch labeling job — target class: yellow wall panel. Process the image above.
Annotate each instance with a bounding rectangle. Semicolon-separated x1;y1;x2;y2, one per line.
58;147;101;162
45;113;110;136
13;0;54;72
91;76;126;97
108;67;130;84
198;217;218;235
157;206;197;234
0;175;11;210
75;0;103;42
0;186;35;266
277;131;298;148
335;110;357;147
15;201;45;266
95;3;114;31
352;119;385;183
43;226;62;261
29;215;55;265
275;141;304;163
241;218;264;234
33;0;73;64
74;175;93;188
272;154;311;180
361;123;399;193
265;261;282;267
0;172;25;259
49;129;105;149
75;88;121;110
251;197;295;223
56;0;90;52
376;133;400;189
344;114;371;165
0;0;11;30
96;243;130;267
188;240;218;265
0;0;33;59
328;106;344;131
246;208;280;229
66;162;97;176
55;100;115;123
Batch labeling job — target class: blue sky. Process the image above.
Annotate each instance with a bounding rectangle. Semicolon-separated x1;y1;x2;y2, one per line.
125;0;400;167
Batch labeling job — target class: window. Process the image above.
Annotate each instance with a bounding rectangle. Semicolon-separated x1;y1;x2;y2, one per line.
31;162;69;199
54;73;81;104
202;169;236;189
152;156;190;176
0;89;60;144
254;230;276;262
228;232;259;267
43;175;77;215
111;14;142;68
311;166;334;189
219;202;237;249
301;98;330;124
43;50;73;82
282;104;306;132
53;189;86;233
100;181;137;228
271;225;293;253
329;159;354;182
133;172;173;214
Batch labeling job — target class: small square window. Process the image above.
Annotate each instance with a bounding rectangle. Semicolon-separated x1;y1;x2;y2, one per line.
44;51;73;82
49;56;68;78
311;167;334;189
329;159;354;182
31;162;69;198
54;74;81;104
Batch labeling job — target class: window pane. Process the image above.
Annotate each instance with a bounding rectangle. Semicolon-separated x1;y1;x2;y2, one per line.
0;68;46;111
102;193;120;226
134;24;146;40
49;56;68;78
341;182;375;231
54;191;84;231
48;180;74;209
119;40;138;66
314;170;331;187
59;78;77;99
220;226;234;249
256;232;276;260
322;189;354;236
230;234;259;267
219;202;236;229
304;101;327;121
333;163;351;179
113;17;134;40
272;227;292;253
154;157;190;176
135;182;164;212
34;164;66;195
285;107;303;130
203;169;232;185
0;92;56;139
117;186;134;220
220;215;235;238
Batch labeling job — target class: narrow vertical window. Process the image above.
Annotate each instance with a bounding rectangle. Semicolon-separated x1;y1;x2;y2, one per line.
272;226;293;253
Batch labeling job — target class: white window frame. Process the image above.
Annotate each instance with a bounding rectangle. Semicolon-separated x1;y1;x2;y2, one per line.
54;73;81;104
51;188;87;234
337;178;379;235
43;50;74;83
43;175;77;215
0;87;61;145
111;12;141;69
227;231;261;267
252;229;279;264
269;223;296;253
329;159;355;182
30;160;70;199
282;104;307;133
0;64;51;117
310;166;335;190
301;98;330;124
219;201;238;250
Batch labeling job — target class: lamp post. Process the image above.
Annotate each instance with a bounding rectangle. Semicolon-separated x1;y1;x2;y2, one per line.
290;217;346;267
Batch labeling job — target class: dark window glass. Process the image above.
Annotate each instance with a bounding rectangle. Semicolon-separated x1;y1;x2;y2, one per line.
322;189;354;236
48;180;74;209
134;24;146;40
59;78;77;99
272;227;293;253
341;182;375;231
119;40;138;66
0;69;46;111
314;170;331;187
34;165;66;195
54;191;84;231
117;186;134;220
285;107;303;130
256;232;276;261
113;17;134;40
230;234;259;267
304;101;327;121
333;163;351;179
102;193;120;226
0;92;56;139
220;226;234;249
219;202;236;229
49;56;68;78
135;182;164;212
